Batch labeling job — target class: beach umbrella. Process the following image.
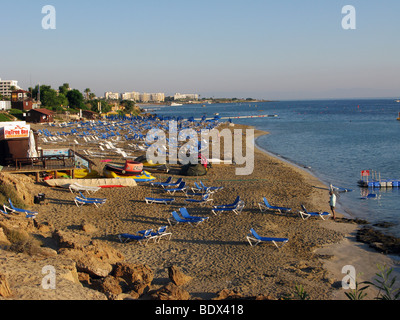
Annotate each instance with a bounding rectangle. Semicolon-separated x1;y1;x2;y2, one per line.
27;130;39;158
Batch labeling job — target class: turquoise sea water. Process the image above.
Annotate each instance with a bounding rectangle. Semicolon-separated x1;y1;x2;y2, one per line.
152;99;400;237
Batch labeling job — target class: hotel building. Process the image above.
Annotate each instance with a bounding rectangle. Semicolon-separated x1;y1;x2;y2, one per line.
174;93;199;101
0;78;21;97
121;91;165;103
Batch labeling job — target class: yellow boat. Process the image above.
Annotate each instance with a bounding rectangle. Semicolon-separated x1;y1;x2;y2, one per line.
103;169;156;182
52;169;100;179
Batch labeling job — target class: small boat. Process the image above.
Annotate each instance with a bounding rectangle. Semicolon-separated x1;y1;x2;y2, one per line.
170;103;183;106
104;160;143;176
103;169;156;182
141;160;169;173
50;168;100;179
397;112;400;121
45;178;137;188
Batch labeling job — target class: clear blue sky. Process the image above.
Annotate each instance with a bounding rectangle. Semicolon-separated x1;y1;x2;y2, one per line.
1;0;399;100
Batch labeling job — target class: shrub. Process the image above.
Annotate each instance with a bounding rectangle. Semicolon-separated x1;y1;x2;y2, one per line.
0;223;43;256
0;184;27;209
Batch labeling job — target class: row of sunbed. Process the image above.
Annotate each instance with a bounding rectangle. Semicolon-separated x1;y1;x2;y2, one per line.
145;177;224;207
0;198;288;250
118;226;172;246
258;198;331;220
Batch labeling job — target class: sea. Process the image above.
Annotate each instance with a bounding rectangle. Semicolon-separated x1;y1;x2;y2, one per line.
149;99;400;238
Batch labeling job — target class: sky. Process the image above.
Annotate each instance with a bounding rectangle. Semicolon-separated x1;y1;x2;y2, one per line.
1;0;400;100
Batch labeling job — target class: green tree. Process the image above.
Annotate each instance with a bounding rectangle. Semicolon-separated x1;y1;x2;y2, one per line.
66;89;85;109
41;88;59;106
58;83;70;95
120;100;136;113
87;99;112;114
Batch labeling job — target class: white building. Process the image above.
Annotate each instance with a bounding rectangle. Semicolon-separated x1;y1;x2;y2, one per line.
140;93;150;103
121;91;165;103
0;101;11;111
0;78;21;97
151;92;165;102
174;93;199;101
122;91;140;101
105;92;120;100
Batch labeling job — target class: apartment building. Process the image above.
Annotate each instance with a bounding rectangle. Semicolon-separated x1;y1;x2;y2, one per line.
121;91;140;101
150;92;165;103
104;92;120;100
121;91;165;103
0;78;21;97
174;93;199;101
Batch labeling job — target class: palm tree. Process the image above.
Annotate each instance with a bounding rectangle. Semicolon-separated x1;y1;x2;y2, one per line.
84;88;91;100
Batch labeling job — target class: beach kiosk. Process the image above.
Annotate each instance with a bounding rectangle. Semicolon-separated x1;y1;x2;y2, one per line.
0;123;76;181
0;121;33;166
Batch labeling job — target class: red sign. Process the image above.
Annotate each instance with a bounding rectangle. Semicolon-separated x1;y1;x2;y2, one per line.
4;125;30;139
361;170;370;177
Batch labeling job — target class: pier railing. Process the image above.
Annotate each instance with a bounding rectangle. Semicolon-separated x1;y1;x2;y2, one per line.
3;155;75;172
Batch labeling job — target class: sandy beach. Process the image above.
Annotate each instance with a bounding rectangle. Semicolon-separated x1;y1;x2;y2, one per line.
1;121;399;301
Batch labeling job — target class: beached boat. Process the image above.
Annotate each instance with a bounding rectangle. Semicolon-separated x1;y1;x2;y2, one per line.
104;160;143;176
45;178;137;188
48;168;100;179
141;160;169;173
103;169;156;182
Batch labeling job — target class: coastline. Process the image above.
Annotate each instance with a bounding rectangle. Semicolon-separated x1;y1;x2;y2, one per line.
253;128;400;300
0;121;399;301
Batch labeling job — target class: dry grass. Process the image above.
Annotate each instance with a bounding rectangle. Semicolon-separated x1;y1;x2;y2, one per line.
0;184;27;210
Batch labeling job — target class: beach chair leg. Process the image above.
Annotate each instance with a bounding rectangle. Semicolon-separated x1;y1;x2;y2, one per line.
167;218;176;226
298;211;309;220
318;213;326;220
118;235;128;243
246;236;254;246
272;241;284;249
246;236;259;246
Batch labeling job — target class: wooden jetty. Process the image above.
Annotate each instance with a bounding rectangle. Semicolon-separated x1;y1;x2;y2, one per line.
1;155;76;182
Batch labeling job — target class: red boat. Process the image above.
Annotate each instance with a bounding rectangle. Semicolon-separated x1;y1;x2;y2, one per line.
104;160;143;176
